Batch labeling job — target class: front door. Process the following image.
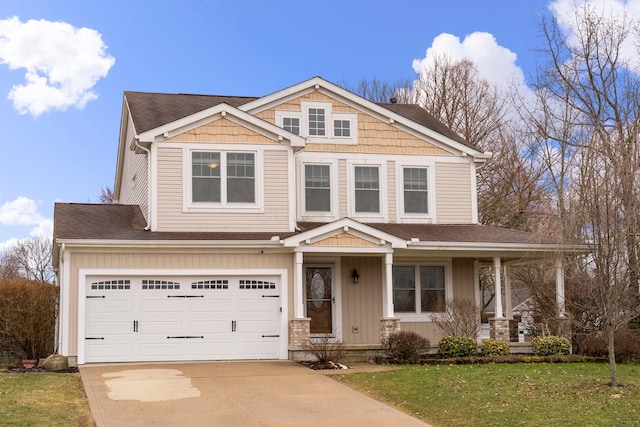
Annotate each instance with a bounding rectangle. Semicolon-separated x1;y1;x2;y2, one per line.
305;267;332;334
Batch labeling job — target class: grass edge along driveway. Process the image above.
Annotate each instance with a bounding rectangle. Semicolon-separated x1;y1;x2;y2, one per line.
333;363;640;427
0;371;93;427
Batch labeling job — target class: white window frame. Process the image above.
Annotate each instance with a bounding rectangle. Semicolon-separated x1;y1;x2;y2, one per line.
347;160;388;222
300;160;339;221
298;102;357;144
395;161;436;223
275;111;302;135
392;260;453;322
331;112;358;143
183;146;264;213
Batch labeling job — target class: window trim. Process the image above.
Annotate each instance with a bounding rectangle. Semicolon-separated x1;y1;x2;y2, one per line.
347;161;388;222
183;147;264;213
275;111;302;135
297;102;358;144
392;260;452;322
395;162;436;223
299;160;339;221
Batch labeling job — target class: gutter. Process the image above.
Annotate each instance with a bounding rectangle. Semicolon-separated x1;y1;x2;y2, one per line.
134;136;152;230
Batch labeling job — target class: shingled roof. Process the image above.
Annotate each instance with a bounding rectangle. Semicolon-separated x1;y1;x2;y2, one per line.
55;203;566;247
124;91;475;149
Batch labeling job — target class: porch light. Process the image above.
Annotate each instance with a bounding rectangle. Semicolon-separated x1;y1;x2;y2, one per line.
351;269;360;284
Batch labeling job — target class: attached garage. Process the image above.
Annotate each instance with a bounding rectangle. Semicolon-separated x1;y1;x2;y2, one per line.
79;272;288;364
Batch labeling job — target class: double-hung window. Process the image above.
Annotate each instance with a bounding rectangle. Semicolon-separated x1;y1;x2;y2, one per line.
403;167;428;214
308;107;326;136
305;164;331;212
392;265;447;314
354;166;380;213
191;151;255;205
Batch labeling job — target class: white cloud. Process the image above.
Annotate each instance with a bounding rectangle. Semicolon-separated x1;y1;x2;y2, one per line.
550;0;640;70
412;32;527;93
0;16;115;116
0;197;53;249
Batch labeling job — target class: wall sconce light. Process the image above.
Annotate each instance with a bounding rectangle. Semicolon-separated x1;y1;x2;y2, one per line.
351;269;360;284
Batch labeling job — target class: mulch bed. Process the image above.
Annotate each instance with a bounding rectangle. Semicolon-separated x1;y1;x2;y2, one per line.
3;366;79;374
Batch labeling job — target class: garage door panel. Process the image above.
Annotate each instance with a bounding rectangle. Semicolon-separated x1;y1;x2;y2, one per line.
85;275;283;363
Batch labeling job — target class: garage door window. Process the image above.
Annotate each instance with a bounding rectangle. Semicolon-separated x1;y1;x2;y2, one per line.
142;280;181;290
90;280;130;290
239;279;276;290
191;280;229;289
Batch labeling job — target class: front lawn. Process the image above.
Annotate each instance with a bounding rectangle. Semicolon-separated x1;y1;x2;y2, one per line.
0;372;93;426
333;363;640;427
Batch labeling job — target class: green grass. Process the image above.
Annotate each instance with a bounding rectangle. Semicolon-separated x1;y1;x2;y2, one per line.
0;372;93;426
334;363;640;427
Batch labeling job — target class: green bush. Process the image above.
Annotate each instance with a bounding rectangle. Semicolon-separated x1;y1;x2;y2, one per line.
481;339;510;356
531;335;571;356
383;331;430;363
437;336;478;357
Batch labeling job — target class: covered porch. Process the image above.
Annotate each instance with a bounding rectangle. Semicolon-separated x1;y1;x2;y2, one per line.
283;219;582;359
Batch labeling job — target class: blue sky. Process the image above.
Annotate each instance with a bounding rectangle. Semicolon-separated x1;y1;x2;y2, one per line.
0;0;626;248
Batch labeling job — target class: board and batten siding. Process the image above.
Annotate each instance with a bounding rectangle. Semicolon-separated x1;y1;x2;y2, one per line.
65;249;294;356
435;162;473;223
155;147;290;232
118;120;149;220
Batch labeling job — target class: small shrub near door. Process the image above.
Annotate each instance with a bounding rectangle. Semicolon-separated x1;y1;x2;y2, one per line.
383;331;430;363
531;335;571;356
437;336;478;357
304;336;346;367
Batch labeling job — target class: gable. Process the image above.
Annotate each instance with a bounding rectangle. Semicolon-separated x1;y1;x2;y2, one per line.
255;90;453;156
311;232;379;248
164;117;279;144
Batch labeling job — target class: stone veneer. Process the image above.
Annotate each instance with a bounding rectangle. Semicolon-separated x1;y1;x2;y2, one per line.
289;318;311;348
380;318;400;342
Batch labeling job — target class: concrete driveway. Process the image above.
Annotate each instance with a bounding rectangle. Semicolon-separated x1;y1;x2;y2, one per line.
80;361;431;427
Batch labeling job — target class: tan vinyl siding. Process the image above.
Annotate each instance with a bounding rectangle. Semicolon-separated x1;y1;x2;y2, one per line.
338;159;347;218
435;162;473;223
387;160;396;223
155;147;290;232
165;118;277;144
256;93;451;155
118;120;149;220
340;256;383;345
65;249;293;356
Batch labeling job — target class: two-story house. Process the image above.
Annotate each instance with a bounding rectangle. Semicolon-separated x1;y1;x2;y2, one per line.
53;77;582;365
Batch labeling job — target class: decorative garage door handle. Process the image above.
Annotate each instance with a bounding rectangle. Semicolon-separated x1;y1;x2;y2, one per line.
85;337;104;340
262;335;280;338
86;295;105;298
262;295;279;298
167;295;204;298
166;336;204;339
232;320;236;332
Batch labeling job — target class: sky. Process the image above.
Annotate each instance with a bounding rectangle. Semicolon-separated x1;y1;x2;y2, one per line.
0;0;635;249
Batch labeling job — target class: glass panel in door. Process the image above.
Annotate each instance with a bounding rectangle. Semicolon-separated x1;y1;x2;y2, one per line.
305;267;332;334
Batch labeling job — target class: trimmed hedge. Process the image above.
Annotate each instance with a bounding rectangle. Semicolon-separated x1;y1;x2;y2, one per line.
531;335;571;356
438;336;477;357
481;339;510;356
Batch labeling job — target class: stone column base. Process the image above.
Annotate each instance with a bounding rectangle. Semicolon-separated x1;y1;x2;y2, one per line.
489;318;517;342
380;318;400;343
289;318;311;348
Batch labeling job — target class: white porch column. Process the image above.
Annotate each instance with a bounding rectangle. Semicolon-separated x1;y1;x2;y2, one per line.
555;257;566;318
504;264;513;319
493;257;504;319
383;253;394;318
294;251;304;318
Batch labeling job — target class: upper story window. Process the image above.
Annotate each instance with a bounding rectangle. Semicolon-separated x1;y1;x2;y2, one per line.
277;102;357;144
305;164;331;212
403;167;428;213
283;117;300;135
190;150;256;206
334;119;350;137
354;166;380;213
392;265;447;315
308;108;326;136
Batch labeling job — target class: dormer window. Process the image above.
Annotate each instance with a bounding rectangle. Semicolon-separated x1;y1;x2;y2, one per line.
278;102;357;144
283;117;300;135
308;108;326;136
333;119;350;137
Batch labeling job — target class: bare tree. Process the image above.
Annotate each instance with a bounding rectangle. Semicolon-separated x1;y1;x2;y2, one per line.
340;76;415;104
6;237;54;284
528;4;640;386
0;250;21;279
99;186;115;204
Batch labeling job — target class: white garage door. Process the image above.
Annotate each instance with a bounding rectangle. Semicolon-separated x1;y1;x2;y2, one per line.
84;275;283;363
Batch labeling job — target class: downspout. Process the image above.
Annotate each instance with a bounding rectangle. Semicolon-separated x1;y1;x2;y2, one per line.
134;137;152;231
